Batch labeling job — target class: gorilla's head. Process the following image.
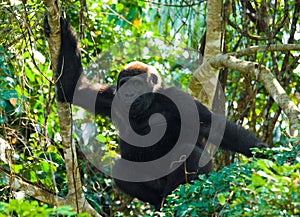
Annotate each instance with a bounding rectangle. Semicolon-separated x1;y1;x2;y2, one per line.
116;61;162;116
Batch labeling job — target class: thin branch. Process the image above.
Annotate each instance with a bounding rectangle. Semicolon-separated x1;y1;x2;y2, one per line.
103;4;133;25
228;44;300;57
227;19;268;41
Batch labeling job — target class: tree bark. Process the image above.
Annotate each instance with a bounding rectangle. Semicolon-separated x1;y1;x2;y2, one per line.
43;0;103;216
188;0;222;110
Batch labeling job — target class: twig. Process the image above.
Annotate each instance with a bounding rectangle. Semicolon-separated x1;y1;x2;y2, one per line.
103;4;133;25
228;44;300;57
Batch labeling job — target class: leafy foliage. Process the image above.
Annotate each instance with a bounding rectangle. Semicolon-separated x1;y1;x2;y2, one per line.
160;145;300;217
0;199;91;217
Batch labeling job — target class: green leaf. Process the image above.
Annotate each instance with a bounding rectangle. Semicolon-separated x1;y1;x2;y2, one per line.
2;90;18;100
52;206;75;216
115;3;124;12
218;193;226;205
11;164;23;173
251;173;266;186
36;171;47;179
29;170;38;182
44;152;64;165
40;161;50;173
95;134;106;143
0;99;6;109
256;170;277;181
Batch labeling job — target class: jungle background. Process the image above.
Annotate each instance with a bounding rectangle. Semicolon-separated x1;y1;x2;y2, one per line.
0;0;299;216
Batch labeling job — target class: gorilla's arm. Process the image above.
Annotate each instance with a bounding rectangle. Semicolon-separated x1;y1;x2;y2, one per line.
44;17;115;116
196;101;264;157
221;120;264;156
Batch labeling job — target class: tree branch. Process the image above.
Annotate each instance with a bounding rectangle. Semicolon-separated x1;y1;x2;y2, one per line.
0;165;104;216
188;0;222;110
229;44;300;58
42;0;103;216
44;0;82;203
209;53;300;137
44;0;61;72
0;167;65;206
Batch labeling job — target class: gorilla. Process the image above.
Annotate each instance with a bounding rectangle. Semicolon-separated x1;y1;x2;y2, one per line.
44;17;265;210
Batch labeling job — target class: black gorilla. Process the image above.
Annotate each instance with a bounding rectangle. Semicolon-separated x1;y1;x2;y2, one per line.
44;17;265;209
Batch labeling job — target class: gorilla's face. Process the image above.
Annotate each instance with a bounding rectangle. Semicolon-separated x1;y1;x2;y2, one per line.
116;61;162;117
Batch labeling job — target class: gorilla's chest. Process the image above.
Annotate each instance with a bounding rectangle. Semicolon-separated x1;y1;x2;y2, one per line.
120;99;182;162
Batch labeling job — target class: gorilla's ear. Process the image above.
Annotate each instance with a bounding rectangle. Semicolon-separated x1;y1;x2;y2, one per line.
151;74;158;84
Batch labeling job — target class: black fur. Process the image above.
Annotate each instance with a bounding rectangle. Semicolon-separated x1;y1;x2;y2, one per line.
44;16;115;115
44;17;266;209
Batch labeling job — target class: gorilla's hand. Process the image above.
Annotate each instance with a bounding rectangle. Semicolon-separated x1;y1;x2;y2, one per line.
43;15;51;37
43;16;70;39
